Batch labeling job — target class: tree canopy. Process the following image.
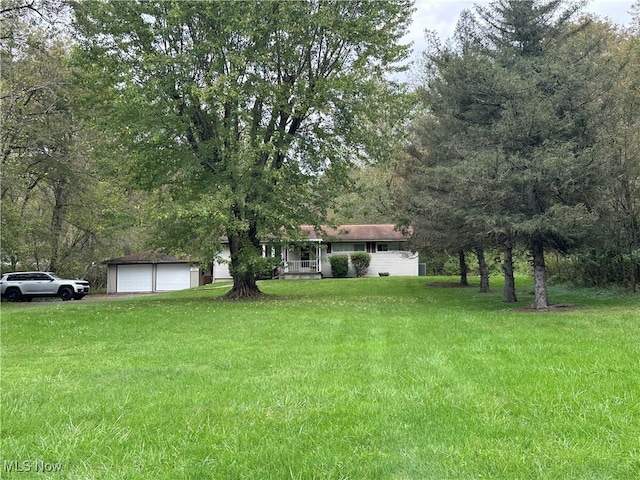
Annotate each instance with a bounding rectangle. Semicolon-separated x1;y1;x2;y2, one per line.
1;0;130;285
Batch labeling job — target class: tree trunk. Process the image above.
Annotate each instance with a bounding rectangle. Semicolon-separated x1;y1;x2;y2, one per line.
476;246;490;293
459;250;468;286
503;240;517;302
531;238;548;309
47;180;67;273
225;226;264;299
227;271;262;299
630;215;638;293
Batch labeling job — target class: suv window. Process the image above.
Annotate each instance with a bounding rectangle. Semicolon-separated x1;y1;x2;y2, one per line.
8;273;31;281
31;273;52;281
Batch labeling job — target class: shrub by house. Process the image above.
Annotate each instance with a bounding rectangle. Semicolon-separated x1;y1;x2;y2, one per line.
330;255;349;278
350;252;371;277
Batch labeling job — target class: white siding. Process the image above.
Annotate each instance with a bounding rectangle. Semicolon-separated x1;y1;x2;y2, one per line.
156;264;191;291
117;264;153;292
368;251;418;276
322;251;418;278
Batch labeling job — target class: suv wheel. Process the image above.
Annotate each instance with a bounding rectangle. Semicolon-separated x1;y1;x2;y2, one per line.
59;287;74;301
4;288;22;302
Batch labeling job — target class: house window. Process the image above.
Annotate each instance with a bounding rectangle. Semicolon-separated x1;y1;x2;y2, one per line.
332;243;352;252
331;243;366;252
377;243;400;252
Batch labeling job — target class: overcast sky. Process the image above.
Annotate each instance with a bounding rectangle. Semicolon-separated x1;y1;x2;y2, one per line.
392;0;633;83
402;0;635;79
406;0;634;45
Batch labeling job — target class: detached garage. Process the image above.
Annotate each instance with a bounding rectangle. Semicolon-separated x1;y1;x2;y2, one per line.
105;251;200;294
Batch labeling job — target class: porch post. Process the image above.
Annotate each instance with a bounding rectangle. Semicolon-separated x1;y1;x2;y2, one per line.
316;241;322;272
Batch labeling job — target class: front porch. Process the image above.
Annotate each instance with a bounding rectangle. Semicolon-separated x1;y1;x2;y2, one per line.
280;259;322;279
278;240;323;280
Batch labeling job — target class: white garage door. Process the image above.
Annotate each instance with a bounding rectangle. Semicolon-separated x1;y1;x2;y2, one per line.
156;264;191;291
117;264;153;293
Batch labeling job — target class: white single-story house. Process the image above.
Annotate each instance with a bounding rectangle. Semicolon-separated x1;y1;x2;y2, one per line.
104;251;200;293
212;224;418;281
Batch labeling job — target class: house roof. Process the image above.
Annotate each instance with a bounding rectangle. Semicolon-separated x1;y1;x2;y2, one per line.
300;224;409;242
218;224;409;244
104;250;197;265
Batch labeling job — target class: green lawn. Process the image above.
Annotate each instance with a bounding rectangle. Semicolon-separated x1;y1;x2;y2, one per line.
1;277;639;479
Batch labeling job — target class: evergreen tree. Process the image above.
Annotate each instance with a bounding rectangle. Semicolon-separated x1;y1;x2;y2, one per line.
402;0;613;308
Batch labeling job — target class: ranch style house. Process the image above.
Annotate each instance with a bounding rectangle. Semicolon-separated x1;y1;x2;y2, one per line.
213;224;418;281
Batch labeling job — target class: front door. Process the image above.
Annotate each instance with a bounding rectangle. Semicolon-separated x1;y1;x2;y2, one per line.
301;248;310;268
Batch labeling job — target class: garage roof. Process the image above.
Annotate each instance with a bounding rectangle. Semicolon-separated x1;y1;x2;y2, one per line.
104;250;197;265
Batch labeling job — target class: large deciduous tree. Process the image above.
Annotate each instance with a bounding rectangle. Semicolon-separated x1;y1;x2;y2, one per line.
592;21;640;291
1;0;113;279
72;0;412;298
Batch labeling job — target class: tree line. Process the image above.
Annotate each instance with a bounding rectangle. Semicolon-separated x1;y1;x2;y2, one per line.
1;0;638;303
394;0;640;306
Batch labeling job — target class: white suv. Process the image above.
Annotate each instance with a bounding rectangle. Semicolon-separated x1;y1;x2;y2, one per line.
0;272;90;302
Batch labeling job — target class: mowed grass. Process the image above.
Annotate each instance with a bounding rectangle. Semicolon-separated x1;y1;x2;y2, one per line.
1;277;639;479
